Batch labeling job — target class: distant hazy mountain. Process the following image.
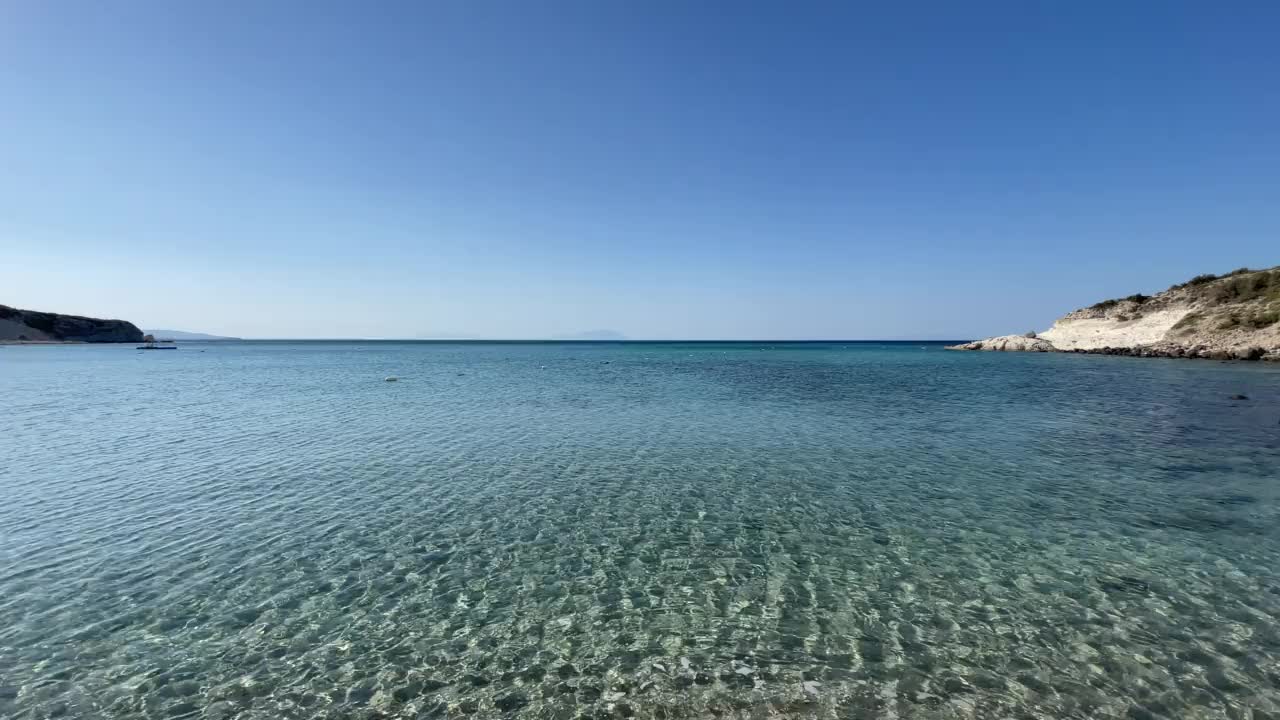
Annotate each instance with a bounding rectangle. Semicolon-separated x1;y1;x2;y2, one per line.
414;331;482;340
553;329;628;341
145;329;241;341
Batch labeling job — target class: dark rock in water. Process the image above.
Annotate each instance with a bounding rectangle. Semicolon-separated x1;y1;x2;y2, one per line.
0;304;144;343
393;683;422;702
1099;575;1151;594
418;551;451;566
1235;346;1266;361
1206;667;1246;693
1213;494;1257;506
418;678;448;692
418;699;448;717
494;692;528;713
859;638;887;662
1144;509;1242;533
1229;394;1248;400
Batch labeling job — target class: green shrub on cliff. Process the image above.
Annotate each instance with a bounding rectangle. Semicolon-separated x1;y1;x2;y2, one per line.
1089;293;1150;311
1210;270;1279;303
1180;274;1220;288
1246;307;1280;328
1172;311;1203;333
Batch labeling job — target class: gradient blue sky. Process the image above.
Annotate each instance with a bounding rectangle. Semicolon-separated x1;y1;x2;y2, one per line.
2;1;1277;339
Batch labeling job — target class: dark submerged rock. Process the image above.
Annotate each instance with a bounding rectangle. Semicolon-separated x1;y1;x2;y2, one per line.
494;692;528;713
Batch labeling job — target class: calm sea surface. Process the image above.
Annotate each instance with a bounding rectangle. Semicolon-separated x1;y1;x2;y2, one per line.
2;341;1279;719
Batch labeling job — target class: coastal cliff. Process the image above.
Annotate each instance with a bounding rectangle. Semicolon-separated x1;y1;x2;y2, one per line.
0;304;145;343
950;266;1280;361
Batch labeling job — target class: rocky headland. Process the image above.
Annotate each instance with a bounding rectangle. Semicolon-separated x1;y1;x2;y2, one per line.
949;266;1280;361
0;304;145;343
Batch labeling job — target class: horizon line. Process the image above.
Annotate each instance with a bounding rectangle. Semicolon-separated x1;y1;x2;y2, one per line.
173;338;974;343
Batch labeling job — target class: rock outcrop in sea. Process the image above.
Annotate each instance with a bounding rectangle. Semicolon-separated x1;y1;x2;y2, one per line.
947;334;1056;352
949;267;1280;361
0;304;145;343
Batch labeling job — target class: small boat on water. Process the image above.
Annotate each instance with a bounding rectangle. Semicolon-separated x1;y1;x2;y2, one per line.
137;335;177;350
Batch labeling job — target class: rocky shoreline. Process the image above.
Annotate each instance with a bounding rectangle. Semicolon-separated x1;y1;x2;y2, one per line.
947;335;1279;361
1060;344;1278;361
949;267;1280;362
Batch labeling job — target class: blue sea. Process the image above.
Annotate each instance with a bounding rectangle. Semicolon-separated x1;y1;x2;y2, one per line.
2;341;1279;719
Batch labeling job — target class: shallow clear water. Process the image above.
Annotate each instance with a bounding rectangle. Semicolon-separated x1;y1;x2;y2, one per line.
2;341;1279;719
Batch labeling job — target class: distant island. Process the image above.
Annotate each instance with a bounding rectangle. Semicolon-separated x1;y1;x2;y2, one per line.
1;304;144;343
552;330;628;341
145;329;241;341
414;330;629;341
950;266;1280;361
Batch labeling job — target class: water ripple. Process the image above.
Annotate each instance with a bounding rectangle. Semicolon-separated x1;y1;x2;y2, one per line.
1;342;1279;718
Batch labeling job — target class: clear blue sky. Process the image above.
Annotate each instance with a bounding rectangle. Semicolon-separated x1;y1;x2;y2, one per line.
2;1;1277;339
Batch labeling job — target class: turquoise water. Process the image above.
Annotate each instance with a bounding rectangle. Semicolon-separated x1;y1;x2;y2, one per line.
2;341;1279;719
